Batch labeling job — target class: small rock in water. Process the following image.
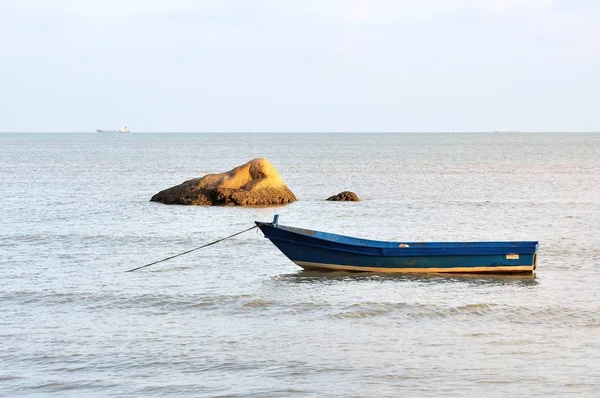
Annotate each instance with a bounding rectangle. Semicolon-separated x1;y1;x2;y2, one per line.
326;191;360;202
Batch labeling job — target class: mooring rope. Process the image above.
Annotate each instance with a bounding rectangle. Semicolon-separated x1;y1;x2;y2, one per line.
125;225;258;273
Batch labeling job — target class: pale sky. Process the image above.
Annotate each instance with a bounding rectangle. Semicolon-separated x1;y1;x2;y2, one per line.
1;0;599;132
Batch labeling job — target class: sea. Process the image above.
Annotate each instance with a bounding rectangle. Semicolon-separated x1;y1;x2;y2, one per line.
1;132;599;397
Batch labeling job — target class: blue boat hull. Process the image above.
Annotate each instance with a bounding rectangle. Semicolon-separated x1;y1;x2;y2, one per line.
256;219;538;275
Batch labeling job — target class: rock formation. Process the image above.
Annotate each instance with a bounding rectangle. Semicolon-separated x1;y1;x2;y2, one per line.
151;158;297;206
326;191;360;202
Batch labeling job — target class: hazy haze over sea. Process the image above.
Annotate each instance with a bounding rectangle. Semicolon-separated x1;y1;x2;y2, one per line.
1;133;599;397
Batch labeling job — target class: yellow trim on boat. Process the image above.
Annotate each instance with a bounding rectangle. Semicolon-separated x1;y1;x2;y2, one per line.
294;261;533;274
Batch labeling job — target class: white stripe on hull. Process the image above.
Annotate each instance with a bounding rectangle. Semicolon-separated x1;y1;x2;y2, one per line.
294;261;533;274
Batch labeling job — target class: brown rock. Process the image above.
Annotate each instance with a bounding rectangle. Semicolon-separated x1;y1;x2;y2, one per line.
151;158;297;206
326;191;360;202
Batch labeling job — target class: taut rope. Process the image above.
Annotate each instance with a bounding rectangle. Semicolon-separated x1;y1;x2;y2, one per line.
125;225;258;273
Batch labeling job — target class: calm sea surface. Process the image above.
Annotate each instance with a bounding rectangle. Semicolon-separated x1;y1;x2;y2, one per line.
1;133;599;397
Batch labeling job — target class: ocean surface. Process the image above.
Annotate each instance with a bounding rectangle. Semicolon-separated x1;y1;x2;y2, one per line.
1;132;599;397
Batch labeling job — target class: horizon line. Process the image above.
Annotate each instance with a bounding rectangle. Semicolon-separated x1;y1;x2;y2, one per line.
1;131;599;134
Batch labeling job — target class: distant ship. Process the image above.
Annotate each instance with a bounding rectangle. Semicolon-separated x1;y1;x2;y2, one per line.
97;126;129;133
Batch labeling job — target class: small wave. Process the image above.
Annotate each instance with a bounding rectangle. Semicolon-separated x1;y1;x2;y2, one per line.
325;301;600;326
328;302;409;319
27;379;121;393
327;302;499;320
241;299;275;308
0;375;24;382
0;290;258;312
440;303;500;316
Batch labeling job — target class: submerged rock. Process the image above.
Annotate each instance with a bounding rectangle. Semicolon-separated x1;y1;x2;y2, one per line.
151;158;297;206
326;191;360;202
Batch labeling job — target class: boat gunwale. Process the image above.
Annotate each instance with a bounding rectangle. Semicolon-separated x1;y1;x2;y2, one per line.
256;222;539;253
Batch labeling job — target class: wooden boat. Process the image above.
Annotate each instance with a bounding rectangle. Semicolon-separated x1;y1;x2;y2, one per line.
256;215;538;275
